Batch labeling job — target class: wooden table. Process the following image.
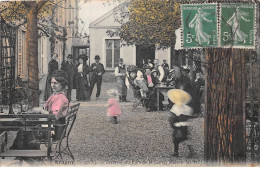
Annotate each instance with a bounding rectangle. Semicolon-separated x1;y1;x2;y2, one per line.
155;84;175;111
0;114;56;160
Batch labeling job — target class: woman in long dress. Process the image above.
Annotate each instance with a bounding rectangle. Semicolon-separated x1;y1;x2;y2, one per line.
189;8;212;44
76;56;90;101
227;7;250;43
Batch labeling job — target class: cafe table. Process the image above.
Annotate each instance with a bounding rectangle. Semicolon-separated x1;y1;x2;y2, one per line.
155;84;175;111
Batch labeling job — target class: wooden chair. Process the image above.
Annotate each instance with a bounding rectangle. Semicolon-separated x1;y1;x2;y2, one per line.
0;103;80;163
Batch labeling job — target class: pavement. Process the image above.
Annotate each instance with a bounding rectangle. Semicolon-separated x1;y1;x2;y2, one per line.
67;82;204;166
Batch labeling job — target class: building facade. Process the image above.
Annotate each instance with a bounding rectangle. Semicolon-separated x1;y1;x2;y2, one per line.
16;0;80;102
89;6;171;70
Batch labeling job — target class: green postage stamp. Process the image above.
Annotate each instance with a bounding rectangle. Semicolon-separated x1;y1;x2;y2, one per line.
220;3;256;48
181;4;218;48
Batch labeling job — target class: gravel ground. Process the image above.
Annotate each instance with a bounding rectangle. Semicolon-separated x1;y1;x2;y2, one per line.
68;82;205;166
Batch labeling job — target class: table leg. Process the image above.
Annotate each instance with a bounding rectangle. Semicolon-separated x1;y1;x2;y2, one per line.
157;88;159;111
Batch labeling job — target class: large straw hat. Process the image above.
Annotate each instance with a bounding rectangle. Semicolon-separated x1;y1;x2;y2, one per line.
167;89;192;105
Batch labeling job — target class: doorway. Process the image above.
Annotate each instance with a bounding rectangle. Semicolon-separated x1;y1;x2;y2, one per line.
136;45;155;68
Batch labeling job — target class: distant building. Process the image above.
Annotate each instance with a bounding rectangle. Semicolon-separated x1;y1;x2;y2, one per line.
89;5;171;69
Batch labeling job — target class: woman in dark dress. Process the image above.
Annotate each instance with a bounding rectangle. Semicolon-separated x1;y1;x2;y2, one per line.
44;53;58;101
76;56;90;101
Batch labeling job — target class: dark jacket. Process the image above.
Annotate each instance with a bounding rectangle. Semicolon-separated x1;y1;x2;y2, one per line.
61;61;75;89
48;59;58;75
90;63;105;77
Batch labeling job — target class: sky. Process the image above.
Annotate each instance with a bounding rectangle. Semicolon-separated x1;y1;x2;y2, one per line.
78;0;119;34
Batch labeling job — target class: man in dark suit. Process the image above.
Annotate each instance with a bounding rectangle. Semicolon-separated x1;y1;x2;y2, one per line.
89;55;105;98
162;59;169;69
61;54;75;101
44;53;58;100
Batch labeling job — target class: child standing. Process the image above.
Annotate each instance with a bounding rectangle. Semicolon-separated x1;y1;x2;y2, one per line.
107;89;122;124
167;89;195;158
134;70;149;98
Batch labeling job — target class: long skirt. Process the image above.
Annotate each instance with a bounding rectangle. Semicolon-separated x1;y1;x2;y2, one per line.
116;77;127;96
76;74;90;101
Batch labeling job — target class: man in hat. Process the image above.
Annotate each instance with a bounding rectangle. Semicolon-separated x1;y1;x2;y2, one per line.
115;58;127;102
162;59;169;70
89;55;105;98
61;54;75;101
161;59;169;82
153;59;165;83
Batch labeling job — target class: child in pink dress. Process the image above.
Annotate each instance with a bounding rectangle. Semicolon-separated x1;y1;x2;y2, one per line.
107;89;122;124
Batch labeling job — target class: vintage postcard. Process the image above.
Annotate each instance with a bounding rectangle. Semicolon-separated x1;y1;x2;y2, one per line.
0;0;259;168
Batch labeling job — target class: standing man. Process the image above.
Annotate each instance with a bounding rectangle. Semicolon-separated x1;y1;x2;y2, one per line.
61;54;75;101
115;58;127;102
153;59;165;83
162;59;169;82
89;55;105;98
162;59;169;69
44;53;58;101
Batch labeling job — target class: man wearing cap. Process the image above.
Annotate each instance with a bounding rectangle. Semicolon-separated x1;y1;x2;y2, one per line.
89;55;105;98
114;58;127;102
61;54;75;101
153;59;165;83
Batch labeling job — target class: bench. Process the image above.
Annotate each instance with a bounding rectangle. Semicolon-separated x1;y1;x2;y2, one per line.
0;103;80;162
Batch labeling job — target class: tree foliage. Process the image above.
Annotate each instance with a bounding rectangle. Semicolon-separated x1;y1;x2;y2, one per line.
107;0;181;48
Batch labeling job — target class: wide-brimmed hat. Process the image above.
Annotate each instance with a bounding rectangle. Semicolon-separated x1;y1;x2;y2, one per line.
143;65;152;70
167;89;192;105
107;89;119;97
94;55;100;60
181;66;190;73
78;55;88;61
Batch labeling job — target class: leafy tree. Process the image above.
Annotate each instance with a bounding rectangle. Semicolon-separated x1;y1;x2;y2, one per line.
106;0;181;49
0;0;58;107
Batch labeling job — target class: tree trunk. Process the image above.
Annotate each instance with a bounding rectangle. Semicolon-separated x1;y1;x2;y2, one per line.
26;2;40;107
204;48;246;164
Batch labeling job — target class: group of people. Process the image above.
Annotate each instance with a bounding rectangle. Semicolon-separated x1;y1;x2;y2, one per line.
114;58;205;115
12;54;204;158
44;53;105;102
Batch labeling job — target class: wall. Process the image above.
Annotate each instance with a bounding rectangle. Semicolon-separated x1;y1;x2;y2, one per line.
155;47;171;67
89;27;136;68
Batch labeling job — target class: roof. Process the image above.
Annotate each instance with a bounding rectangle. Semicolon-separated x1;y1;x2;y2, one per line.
89;3;127;28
